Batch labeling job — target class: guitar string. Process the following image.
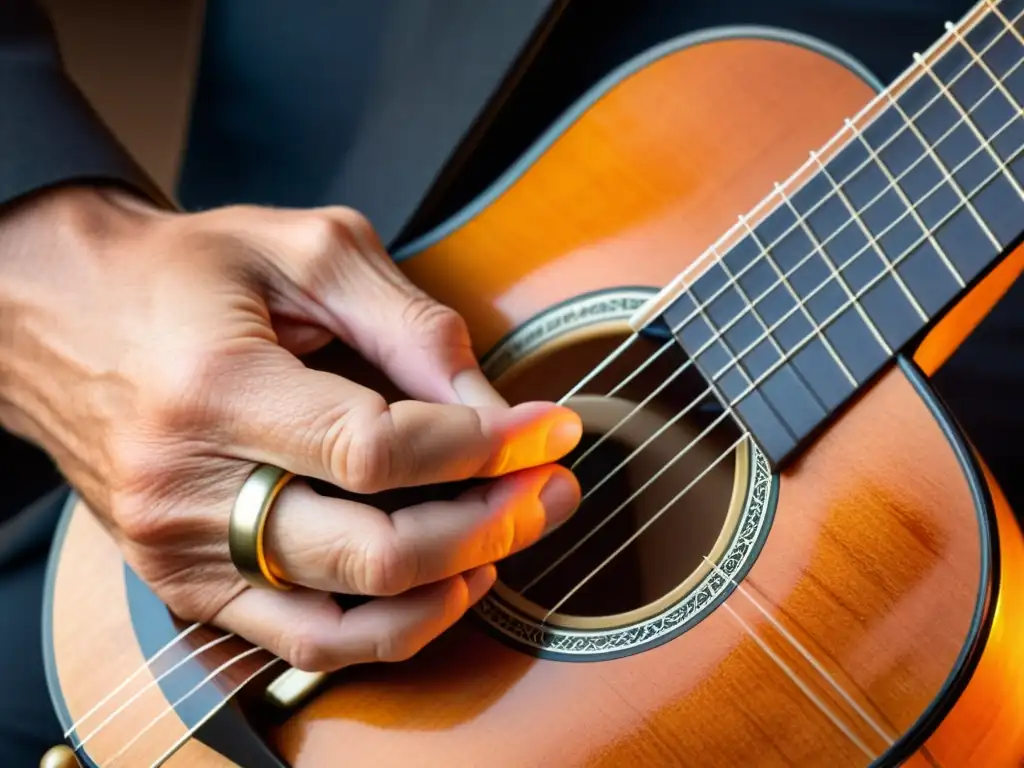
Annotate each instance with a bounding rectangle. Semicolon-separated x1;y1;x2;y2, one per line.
570;381;715;505
720;598;878;760
623;1;1019;352
521;407;731;594
541;431;746;618
73;634;236;750
146;657;283;768
641;44;1024;392
76;3;1012;756
121;443;874;768
535;58;1019;748
103;646;268;766
90;37;1020;762
570;60;1024;487
525;67;1024;594
560;1;1022;418
531;109;1023;604
702;556;897;747
127;574;882;767
87;61;1015;768
62;622;202;739
558;7;1024;477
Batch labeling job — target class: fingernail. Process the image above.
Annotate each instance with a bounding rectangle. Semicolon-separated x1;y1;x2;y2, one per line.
540;471;581;534
453;369;509;408
545;415;583;459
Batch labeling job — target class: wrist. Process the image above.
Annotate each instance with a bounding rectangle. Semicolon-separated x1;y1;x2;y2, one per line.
0;184;159;427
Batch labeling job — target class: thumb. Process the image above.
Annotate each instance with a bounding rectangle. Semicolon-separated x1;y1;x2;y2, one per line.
271;206;508;408
365;293;507;409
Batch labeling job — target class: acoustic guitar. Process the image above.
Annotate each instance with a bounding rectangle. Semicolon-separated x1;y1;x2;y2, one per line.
41;1;1024;765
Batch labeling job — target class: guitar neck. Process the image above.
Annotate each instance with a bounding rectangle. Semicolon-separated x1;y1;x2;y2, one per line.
649;0;1024;470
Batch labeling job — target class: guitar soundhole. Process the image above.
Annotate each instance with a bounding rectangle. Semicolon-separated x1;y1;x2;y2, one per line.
492;325;747;628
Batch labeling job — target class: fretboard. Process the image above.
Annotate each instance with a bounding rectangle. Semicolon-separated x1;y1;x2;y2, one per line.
660;0;1024;469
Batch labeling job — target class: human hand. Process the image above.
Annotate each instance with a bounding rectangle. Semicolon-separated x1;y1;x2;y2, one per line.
0;187;582;671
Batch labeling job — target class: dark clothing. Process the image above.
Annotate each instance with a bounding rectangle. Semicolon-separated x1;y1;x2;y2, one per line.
1;0;1018;765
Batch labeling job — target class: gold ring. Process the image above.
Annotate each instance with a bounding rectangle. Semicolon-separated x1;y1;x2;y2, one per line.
229;464;295;590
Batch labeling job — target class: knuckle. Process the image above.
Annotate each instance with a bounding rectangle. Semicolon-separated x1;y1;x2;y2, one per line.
477;509;519;562
305;214;354;257
355;532;417;596
401;298;469;348
288;211;370;294
373;632;419;664
328;399;397;494
285;629;336;673
326;206;374;239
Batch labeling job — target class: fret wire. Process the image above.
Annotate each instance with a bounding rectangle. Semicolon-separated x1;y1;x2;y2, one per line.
884;87;1001;258
724;137;1023;421
913;49;1024;201
944;15;1024;204
845;117;969;286
657;140;1022;503
946;17;1024;119
808;150;928;321
646;8;1024;340
665;29;1024;347
688;261;755;407
683;108;1022;386
988;0;1024;49
709;246;830;411
737;214;857;386
630;142;1022;600
598;137;1022;605
772;181;893;355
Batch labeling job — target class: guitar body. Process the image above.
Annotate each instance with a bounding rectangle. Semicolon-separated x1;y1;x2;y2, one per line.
44;29;1024;767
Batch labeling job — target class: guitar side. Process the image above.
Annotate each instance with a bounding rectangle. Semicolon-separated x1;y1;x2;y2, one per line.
43;28;1024;767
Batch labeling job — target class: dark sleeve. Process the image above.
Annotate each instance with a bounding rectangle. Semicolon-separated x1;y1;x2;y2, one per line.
0;0;169;209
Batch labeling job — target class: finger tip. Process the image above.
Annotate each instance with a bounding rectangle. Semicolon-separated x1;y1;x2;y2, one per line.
485;403;583;473
545;413;583;460
538;466;581;535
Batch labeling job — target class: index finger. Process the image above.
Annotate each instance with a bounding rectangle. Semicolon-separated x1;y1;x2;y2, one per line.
221;355;582;493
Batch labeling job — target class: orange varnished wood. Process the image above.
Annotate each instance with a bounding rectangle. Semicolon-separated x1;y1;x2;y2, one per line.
51;505;256;767
918;460;1024;765
265;364;1005;767
47;33;1024;768
399;38;881;354
915;243;1024;376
